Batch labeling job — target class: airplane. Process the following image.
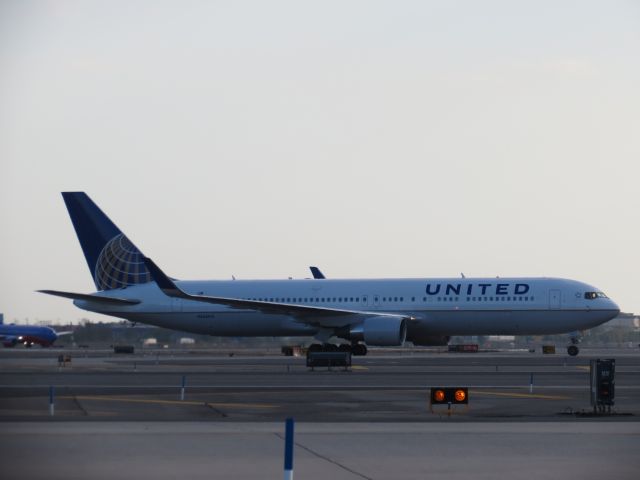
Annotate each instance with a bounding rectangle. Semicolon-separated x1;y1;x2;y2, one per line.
39;192;620;356
0;315;71;347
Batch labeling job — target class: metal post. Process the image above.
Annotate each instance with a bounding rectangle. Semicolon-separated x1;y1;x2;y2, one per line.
529;373;534;393
49;386;55;416
284;418;294;480
180;375;186;401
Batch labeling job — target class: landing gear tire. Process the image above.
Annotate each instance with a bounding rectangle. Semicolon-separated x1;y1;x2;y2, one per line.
567;345;579;356
322;343;338;352
352;344;368;356
308;343;323;353
338;344;352;352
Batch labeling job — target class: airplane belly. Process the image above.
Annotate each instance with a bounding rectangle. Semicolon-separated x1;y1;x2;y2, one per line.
414;309;616;336
125;311;317;337
207;313;316;336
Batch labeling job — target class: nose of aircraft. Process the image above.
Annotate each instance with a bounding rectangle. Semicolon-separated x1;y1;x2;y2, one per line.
609;300;620;315
608;298;621;316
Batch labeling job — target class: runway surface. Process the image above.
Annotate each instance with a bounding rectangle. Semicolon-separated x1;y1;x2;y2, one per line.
2;421;639;480
1;347;639;479
1;347;639;421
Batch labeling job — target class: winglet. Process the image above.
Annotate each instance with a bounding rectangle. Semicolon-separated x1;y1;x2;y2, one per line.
309;266;326;279
143;257;185;297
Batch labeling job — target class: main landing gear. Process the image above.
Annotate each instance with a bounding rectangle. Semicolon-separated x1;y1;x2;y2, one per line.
308;343;368;356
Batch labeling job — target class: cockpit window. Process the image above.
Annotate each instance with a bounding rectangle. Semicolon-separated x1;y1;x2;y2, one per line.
584;292;607;300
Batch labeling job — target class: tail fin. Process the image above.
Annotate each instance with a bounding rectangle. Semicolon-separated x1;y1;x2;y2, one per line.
62;192;151;291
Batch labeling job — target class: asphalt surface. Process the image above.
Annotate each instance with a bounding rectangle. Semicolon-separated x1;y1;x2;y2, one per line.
1;347;639;479
2;422;639;480
1;347;639;421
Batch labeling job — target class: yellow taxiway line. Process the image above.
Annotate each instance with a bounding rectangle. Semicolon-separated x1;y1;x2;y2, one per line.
471;390;571;400
62;395;277;409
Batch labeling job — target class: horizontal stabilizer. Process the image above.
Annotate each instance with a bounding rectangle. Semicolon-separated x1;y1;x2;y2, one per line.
37;290;140;306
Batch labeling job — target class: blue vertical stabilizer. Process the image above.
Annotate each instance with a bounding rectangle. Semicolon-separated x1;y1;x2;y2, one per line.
62;192;151;291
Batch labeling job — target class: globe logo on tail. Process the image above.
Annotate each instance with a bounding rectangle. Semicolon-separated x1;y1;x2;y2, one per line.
94;234;151;290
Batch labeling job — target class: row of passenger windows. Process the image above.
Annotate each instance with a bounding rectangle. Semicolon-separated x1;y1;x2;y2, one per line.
244;297;411;303
436;296;535;302
239;296;534;304
245;297;363;303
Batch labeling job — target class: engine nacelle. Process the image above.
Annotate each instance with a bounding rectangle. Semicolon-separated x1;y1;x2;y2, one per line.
348;317;407;346
409;334;451;346
2;337;18;348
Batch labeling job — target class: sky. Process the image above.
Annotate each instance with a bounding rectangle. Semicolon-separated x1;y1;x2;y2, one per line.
1;1;639;324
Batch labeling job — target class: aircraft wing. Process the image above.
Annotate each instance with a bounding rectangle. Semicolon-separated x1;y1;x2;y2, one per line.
55;331;74;337
143;258;413;328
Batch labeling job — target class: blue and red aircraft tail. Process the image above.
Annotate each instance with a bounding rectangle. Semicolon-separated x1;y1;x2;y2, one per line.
62;192;151;291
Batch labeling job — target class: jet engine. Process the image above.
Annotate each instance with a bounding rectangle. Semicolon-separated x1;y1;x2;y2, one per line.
2;337;18;348
348;317;407;346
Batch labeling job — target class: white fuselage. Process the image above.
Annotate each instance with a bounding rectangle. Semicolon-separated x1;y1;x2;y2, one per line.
74;277;619;341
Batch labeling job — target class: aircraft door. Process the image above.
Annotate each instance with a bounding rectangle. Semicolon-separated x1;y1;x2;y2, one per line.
549;289;561;309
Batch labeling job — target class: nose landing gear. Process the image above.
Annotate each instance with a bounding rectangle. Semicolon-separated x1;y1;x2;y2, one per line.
567;334;581;356
567;345;579;356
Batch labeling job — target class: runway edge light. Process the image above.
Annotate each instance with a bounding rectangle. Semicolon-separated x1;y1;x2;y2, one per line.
430;387;469;405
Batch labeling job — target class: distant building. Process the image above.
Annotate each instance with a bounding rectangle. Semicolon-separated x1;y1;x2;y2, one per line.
607;312;639;328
